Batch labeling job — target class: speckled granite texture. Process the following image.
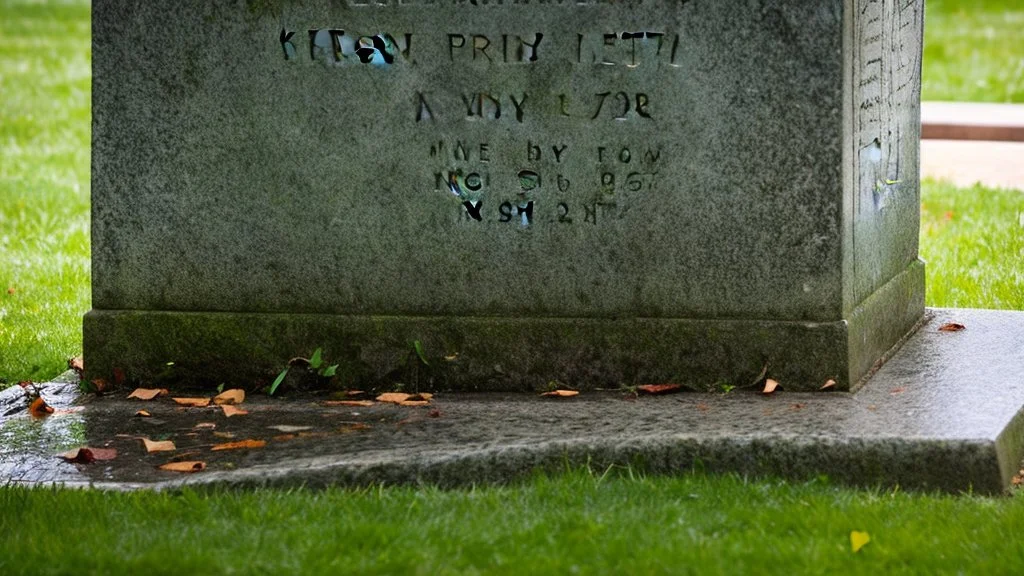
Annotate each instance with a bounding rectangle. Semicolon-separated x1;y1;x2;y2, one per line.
88;0;925;390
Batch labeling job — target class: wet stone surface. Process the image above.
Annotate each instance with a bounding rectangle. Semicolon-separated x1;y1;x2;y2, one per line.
5;309;1024;493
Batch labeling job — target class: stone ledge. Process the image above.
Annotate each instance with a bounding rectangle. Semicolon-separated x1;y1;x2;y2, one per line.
8;308;1024;494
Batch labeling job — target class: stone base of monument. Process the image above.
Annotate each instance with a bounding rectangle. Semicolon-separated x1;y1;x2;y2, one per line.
6;309;1024;494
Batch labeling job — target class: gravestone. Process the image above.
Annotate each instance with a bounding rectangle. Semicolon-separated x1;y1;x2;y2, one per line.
85;0;925;391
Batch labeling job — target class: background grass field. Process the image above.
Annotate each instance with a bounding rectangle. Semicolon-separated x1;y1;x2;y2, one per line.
1;2;1023;573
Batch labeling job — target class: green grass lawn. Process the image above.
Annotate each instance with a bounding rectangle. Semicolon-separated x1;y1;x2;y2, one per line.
1;2;1024;574
3;471;1024;575
923;0;1024;103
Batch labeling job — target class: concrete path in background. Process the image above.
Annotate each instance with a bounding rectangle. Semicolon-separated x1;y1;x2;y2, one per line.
920;102;1024;190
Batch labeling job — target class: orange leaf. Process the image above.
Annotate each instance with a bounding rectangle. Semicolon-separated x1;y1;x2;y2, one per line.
58;447;117;463
213;388;245;405
540;390;579;398
221;405;248;417
28;396;54;418
211;439;266;451
90;378;110;393
323;400;374;407
127;388;168;400
938;322;966;332
400;400;431;406
376;392;411;404
637;384;682;395
141;438;176;453
173;397;211;407
821;379;836;391
68;356;84;374
135;410;151;417
762;379;779;395
158;461;206;473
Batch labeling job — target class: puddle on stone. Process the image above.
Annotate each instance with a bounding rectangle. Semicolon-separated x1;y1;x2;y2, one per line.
0;376;89;484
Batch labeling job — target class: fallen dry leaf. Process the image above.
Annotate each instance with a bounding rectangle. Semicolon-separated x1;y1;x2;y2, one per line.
68;356;84;375
193;422;217;430
376;392;411;404
541;390;579;398
213;388;245;405
762;379;779;395
158;461;206;473
58;447;117;463
211;439;266;451
890;386;906;395
127;388;168;400
29;396;54;418
323;400;374;407
90;378;110;393
821;379;836;391
268;425;313;433
938;322;966;332
135;410;151;417
141;438;176;453
6;287;13;295
17;380;31;388
637;384;682;395
173;397;211;407
850;531;871;553
221;405;248;417
400;400;431;407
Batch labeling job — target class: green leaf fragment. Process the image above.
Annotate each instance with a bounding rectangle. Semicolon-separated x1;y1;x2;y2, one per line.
413;340;429;365
269;368;288;396
309;348;323;370
321;365;338;378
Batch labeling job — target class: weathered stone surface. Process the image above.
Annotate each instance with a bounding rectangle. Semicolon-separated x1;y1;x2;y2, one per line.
14;310;1024;494
87;0;925;390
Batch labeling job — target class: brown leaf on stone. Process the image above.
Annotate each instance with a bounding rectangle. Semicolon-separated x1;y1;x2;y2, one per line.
376;392;411;404
541;390;579;398
142;438;176;453
28;396;54;418
68;356;84;375
158;461;206;473
324;400;375;407
211;439;266;451
938;322;966;332
399;400;431;407
762;379;779;395
221;405;248;417
821;379;836;391
193;422;217;430
135;410;151;417
637;384;682;395
127;388;168;400
90;378;110;394
173;397;211;407
17;380;31;388
58;447;117;463
113;367;126;387
890;386;906;395
213;388;245;405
